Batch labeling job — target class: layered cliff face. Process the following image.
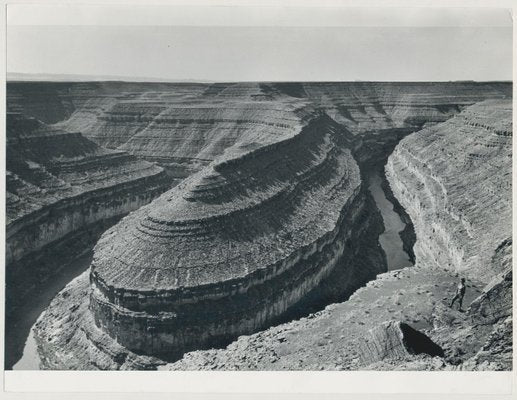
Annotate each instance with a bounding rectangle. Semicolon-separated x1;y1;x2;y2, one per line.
84;98;310;177
6;112;170;311
159;100;511;371
300;82;510;133
386;100;512;283
12;82;511;371
6;81;207;124
34;104;390;367
8;81;510;178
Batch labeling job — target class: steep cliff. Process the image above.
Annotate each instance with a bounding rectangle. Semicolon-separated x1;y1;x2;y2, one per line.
34;104;389;368
385;100;512;282
160;100;512;371
6;112;170;312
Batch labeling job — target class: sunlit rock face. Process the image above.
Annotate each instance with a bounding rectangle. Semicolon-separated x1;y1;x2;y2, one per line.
6;112;169;310
386;100;512;283
88;107;378;357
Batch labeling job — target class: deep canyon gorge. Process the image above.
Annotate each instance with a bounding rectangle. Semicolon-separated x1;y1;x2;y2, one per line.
5;81;512;371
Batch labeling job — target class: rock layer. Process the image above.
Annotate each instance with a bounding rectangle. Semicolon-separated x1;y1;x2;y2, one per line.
24;83;512;370
385;100;512;282
358;321;444;365
8;81;511;178
88;110;380;358
6;112;169;311
160;99;512;371
33;104;388;368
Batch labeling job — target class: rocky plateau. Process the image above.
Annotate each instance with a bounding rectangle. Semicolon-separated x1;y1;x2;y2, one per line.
5;81;512;371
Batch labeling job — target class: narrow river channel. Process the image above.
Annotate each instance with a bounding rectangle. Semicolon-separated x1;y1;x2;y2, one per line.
368;171;413;271
7;252;93;370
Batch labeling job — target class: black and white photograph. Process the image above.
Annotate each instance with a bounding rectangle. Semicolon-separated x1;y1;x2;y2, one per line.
2;0;514;396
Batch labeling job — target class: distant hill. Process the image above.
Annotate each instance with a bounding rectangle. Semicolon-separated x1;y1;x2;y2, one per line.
7;72;213;83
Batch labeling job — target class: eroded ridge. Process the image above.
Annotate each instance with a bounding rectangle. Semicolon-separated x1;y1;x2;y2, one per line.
6;112;169;310
162;100;512;371
87;107;372;357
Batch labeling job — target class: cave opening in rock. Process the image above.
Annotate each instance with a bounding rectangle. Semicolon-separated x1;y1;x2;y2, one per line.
400;322;445;358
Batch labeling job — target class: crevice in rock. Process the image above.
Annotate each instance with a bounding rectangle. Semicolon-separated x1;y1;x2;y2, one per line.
399;322;445;358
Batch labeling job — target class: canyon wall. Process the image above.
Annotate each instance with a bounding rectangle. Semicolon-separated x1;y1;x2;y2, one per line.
160;99;512;371
6;112;170;311
8;81;511;177
9;81;511;370
385;100;512;282
35;105;389;366
32;104;385;368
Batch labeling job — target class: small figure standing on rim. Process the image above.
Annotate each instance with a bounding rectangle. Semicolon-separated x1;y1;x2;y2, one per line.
450;277;466;311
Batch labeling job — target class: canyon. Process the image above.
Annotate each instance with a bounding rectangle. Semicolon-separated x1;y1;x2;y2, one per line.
5;81;512;370
6;112;170;311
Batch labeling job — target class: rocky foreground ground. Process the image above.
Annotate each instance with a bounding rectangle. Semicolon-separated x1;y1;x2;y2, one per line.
166;265;510;371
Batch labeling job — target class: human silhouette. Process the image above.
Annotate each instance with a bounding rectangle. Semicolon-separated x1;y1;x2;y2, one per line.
449;277;466;311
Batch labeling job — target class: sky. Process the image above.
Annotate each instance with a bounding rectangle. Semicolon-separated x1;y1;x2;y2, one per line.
6;5;513;82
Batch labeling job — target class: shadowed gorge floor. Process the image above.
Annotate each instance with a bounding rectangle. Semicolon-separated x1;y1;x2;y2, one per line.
5;81;512;371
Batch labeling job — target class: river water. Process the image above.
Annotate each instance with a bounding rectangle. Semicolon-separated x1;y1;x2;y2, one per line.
7;252;93;370
368;171;413;271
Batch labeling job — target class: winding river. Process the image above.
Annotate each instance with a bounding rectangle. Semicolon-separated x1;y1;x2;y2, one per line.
7;253;93;370
8;169;412;370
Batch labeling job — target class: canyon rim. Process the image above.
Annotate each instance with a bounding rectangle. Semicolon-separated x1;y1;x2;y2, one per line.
6;81;512;372
3;3;513;385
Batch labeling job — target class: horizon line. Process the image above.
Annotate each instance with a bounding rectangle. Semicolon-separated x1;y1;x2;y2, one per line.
7;79;513;84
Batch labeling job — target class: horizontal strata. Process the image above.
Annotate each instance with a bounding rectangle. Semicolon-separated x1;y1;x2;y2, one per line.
5;112;171;313
8;82;510;178
34;185;384;370
6;112;169;264
18;82;512;370
385;99;512;283
88;110;366;356
72;99;308;162
162;99;513;371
